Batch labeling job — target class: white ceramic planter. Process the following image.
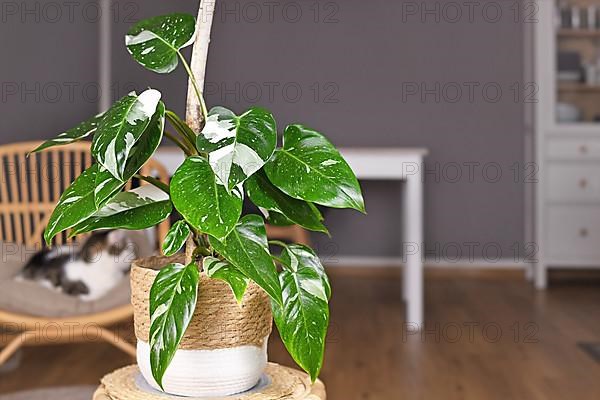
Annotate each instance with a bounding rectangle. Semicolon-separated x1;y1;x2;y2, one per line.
136;337;268;397
130;255;273;398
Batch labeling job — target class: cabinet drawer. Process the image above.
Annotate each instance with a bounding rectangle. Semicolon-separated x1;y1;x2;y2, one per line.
546;206;600;261
547;138;600;161
546;164;600;203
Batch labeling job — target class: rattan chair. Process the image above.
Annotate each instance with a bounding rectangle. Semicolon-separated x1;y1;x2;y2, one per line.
0;141;170;366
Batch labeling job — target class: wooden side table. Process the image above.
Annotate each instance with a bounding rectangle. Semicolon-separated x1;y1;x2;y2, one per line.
93;363;326;400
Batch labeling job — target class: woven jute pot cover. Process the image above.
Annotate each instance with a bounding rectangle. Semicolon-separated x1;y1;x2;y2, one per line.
131;255;273;396
92;364;326;400
131;255;272;350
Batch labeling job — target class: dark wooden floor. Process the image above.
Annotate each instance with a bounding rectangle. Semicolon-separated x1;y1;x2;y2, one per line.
1;268;600;399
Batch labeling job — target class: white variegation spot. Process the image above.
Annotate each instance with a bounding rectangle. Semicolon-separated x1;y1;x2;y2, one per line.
180;26;197;48
94;177;112;197
135;184;169;201
287;251;299;272
127;89;162;124
126;30;158;46
300;277;328;302
151;303;169;324
204;257;230;275
234;143;264;177
62;196;82;205
201;114;236;142
206;138;265;188
141;46;155;55
258;207;270;219
321;159;339;166
197;107;277;191
93;185;169;218
232;184;244;199
208;143;235;186
103;139;119;178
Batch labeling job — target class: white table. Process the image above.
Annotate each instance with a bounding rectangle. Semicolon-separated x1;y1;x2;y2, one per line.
339;148;427;326
155;147;428;326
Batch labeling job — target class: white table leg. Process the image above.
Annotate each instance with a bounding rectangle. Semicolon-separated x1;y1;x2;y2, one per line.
402;168;424;327
534;260;547;289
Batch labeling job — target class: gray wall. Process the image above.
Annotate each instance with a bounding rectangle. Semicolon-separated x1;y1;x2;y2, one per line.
0;0;525;262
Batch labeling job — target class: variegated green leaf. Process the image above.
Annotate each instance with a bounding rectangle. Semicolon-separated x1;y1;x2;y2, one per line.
30;113;104;154
162;220;191;257
272;243;331;382
171;156;243;239
246;171;327;234
266;211;294;226
94;102;166;207
44;164;102;244
209;215;282;305
149;262;199;389
126;14;196;74
277;244;331;300
204;256;249;304
92;89;162;181
70;185;171;235
264;125;365;212
196;107;277;191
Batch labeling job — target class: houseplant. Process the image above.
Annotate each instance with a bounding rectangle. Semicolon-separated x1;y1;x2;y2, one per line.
34;9;364;398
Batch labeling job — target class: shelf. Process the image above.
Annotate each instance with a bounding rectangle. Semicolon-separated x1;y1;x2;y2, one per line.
558;29;600;38
558;82;600;92
548;124;600;136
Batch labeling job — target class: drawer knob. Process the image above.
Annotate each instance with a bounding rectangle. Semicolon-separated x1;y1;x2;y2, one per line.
579;179;588;188
580;228;589;237
580;145;589;154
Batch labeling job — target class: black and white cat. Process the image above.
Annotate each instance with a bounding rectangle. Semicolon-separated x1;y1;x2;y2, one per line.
17;230;136;301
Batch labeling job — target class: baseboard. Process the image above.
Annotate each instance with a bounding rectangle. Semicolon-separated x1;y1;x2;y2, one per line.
324;256;529;270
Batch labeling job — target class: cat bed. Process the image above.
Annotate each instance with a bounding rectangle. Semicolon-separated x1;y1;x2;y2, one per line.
0;385;97;400
0;231;154;318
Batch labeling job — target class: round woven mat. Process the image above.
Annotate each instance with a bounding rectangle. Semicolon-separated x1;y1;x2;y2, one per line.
93;363;326;400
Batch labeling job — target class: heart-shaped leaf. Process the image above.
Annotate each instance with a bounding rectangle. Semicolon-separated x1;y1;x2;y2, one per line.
92;89;162;181
204;256;249;304
126;13;196;74
196;107;277;191
209;215;282;305
264;125;365;212
171;156;243;239
70;185;172;235
272;244;331;382
246;171;327;234
44;164;102;244
149;262;199;389
94;102;166;207
30;113;104;154
162;220;191;257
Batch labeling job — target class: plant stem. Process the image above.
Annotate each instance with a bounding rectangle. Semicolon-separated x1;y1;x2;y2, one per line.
178;52;208;122
135;174;170;194
164;131;194;156
166;110;198;150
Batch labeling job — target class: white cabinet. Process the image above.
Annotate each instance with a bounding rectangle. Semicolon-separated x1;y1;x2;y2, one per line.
533;0;600;288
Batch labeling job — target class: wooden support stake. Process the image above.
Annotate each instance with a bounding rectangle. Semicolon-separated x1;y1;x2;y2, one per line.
186;0;217;134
